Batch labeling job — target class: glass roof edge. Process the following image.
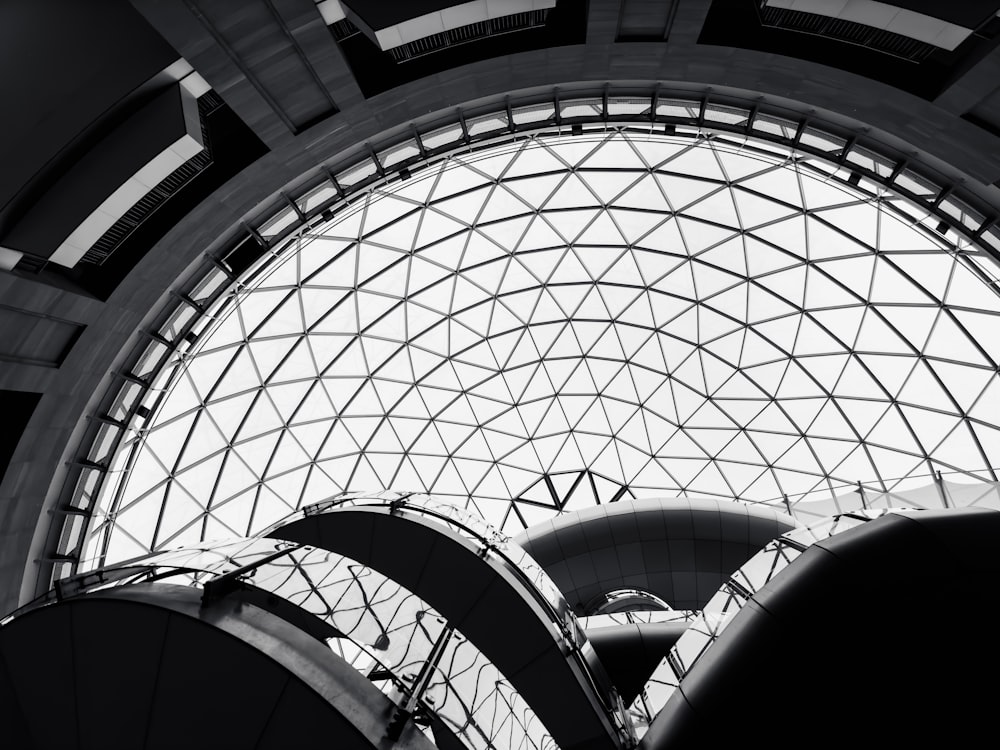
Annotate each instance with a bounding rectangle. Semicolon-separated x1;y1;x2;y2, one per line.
44;86;1000;592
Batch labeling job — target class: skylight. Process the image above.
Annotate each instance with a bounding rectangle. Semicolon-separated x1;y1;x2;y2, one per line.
85;127;1000;565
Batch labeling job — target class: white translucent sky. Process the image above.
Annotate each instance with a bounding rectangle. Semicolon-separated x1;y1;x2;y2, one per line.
88;128;1000;564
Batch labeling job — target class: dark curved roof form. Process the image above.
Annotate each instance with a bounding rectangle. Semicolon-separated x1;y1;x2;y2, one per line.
514;498;796;612
585;621;688;706
0;583;436;750
638;507;1000;748
4;525;568;750
3;485;999;746
268;492;631;750
630;508;891;728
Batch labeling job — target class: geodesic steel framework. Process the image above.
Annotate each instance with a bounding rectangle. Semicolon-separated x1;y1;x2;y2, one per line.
48;89;996;580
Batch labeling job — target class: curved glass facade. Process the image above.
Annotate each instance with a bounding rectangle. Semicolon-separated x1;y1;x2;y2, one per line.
80;124;1000;567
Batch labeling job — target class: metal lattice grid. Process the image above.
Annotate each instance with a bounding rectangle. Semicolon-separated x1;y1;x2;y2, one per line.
83;127;1000;565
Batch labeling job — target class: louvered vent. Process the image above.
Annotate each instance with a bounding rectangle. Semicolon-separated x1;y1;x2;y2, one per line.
79;93;217;267
759;4;939;62
388;9;550;62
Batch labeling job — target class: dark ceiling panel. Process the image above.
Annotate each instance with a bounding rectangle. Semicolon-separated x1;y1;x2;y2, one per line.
185;0;338;133
0;389;41;496
0;0;177;226
335;0;585;98
11;95;267;301
2;85;197;259
0;308;82;368
701;0;1000;100
617;0;678;41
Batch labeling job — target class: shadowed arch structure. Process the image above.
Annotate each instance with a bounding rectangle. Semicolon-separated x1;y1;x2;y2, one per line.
639;507;1000;748
515;498;796;613
0;583;436;750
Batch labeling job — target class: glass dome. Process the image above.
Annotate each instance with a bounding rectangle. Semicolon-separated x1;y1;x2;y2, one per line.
86;126;1000;564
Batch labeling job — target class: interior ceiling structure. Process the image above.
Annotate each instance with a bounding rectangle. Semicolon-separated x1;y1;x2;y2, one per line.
86;125;1000;566
8;2;1000;747
5;0;1000;612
